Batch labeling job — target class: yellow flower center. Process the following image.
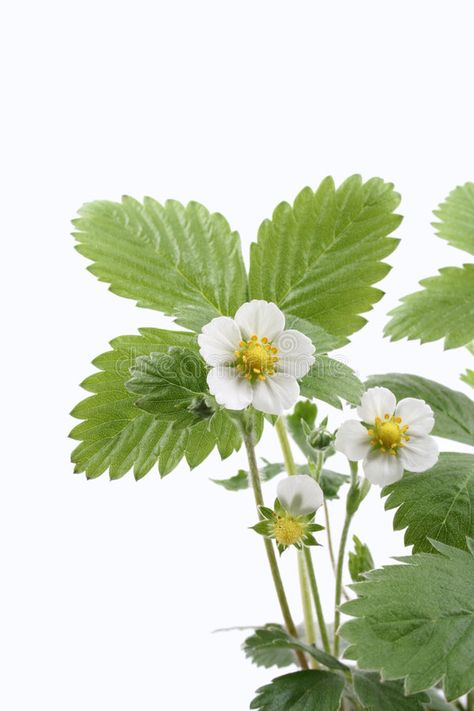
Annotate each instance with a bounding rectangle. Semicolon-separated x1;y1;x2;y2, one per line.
235;335;279;382
368;414;410;455
273;516;304;546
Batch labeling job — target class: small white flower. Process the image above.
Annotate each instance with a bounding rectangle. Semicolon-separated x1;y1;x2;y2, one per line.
198;300;315;415
277;475;324;517
335;386;439;486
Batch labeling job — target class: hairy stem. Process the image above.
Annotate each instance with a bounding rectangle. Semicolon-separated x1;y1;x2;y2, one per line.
275;416;298;476
334;461;359;657
242;424;308;669
304;546;331;653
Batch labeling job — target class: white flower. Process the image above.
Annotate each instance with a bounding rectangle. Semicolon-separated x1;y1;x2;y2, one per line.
277;475;324;517
335;386;439;486
198;300;315;415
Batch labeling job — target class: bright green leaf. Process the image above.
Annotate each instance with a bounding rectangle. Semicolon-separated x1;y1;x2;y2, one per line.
73;197;248;332
383;453;474;553
365;373;474;446
433;182;474;256
301;355;363;409
348;535;374;582
462;369;474;388
250;670;345;711
352;671;429;711
341;541;474;701
70;329;241;479
249;175;402;338
385;265;474;349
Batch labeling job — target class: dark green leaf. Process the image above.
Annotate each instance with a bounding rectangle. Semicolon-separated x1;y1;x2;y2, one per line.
249;175;402;338
353;671;429;711
73;197;248;332
433;182;474;256
365;373;474;446
243;625;295;669
126;348;208;425
385;265;474;350
70;329;241;479
250;670;345;711
383;452;474;553
341;541;474;701
301;356;364;409
348;536;374;582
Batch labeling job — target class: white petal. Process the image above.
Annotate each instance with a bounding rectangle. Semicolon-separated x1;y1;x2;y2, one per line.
335;420;372;461
362;450;404;486
275;329;316;379
277;475;324;517
395;397;435;436
198;317;241;366
207;367;252;410
234;300;285;341
251;373;299;415
399;435;439;473
357;386;396;423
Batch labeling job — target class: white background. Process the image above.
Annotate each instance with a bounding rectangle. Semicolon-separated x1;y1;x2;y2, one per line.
1;1;473;709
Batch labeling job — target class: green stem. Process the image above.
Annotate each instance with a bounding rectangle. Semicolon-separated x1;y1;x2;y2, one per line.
242;425;308;670
298;551;317;666
275;416;298;476
323;498;337;573
304;546;331;653
467;690;474;711
334;461;359;657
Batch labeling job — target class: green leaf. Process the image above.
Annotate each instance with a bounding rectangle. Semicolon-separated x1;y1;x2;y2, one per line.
385;265;474;349
319;470;350;500
462;369;474;388
212;461;285;492
242;625;297;669
352;671;429;711
250;670;345;711
70;329;241;479
365;373;474;446
286;400;319;460
243;624;348;673
348;536;374;582
73;197;248;332
383;453;474;553
341;541;474;701
301;356;364;409
126;348;208;426
249;175;402;338
433;182;474;256
284;314;348;352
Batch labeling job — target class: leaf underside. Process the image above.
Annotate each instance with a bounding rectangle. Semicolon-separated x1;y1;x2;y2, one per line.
341;540;474;701
249;174;402;338
69;328;242;479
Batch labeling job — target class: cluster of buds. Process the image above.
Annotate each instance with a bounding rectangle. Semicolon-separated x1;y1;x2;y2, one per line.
252;475;324;554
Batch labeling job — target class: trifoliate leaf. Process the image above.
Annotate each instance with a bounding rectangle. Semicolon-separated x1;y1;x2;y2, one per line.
126;348;208;426
73;197;248;332
301;356;364;409
352;671;429;711
341;541;474;700
433;182;474;256
348;536;374;582
365;373;474;446
383;453;474;553
250;670;345;711
385;265;474;349
249;175;402;338
70;329;241;479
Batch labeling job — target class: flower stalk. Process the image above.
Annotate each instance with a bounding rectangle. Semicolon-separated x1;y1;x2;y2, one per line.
241;418;308;669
